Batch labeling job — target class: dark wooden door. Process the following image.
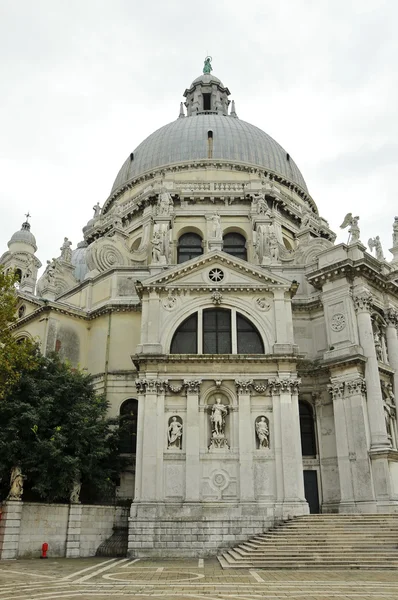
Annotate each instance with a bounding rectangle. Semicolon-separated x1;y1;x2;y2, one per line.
303;470;320;514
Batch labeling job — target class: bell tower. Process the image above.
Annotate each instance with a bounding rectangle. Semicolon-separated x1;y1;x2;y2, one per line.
0;215;41;294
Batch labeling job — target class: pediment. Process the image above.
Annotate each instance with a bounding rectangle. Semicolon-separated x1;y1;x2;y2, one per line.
138;251;294;292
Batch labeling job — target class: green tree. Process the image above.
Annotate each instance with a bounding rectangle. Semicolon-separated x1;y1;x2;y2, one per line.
0;270;38;399
0;352;127;503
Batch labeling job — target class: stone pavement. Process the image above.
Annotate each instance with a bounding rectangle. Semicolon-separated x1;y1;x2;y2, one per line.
1;556;398;599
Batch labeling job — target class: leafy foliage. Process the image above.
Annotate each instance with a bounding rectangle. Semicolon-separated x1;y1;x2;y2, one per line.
0;352;128;503
0;270;38;399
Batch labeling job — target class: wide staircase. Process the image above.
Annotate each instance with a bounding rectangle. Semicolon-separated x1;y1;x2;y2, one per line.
218;514;398;569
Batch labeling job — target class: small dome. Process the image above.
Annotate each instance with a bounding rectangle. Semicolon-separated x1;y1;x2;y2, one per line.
190;73;223;87
8;221;37;252
71;241;89;282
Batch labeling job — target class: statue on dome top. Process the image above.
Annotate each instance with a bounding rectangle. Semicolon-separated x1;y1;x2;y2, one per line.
340;213;360;244
203;56;213;74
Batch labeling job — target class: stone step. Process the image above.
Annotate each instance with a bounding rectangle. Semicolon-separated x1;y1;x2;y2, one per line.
218;514;398;570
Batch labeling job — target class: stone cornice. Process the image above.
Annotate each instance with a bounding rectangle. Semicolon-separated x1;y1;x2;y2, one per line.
135;251;293;293
103;160;317;216
9;301;142;330
307;257;398;295
132;353;302;369
292;296;323;313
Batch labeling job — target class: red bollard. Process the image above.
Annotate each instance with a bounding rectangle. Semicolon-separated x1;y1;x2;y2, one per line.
40;543;48;559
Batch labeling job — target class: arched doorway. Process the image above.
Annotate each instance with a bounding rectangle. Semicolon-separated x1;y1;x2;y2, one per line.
119;399;138;499
299;400;320;514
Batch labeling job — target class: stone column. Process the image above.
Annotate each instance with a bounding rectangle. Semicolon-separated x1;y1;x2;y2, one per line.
328;381;354;506
136;378;166;501
385;309;398;396
272;378;307;517
354;293;389;449
65;503;82;558
328;377;376;511
184;379;202;502
0;501;23;560
235;379;255;501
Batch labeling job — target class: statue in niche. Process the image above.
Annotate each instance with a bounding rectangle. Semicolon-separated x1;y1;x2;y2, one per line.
211;213;222;240
393;217;398;247
210;397;228;435
254;224;270;265
368;236;385;261
340;213;360;244
60;237;72;263
208;397;229;450
151;231;163;263
70;480;81;504
7;466;25;501
374;329;384;362
383;384;396;444
255;416;270;449
168;416;183;450
158;189;173;215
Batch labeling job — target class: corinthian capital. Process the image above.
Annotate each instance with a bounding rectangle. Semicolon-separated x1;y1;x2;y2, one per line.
268;378;301;394
353;292;373;313
385;308;398;327
346;377;366;396
135;378;168;394
327;382;345;399
235;379;254;394
184;379;202;394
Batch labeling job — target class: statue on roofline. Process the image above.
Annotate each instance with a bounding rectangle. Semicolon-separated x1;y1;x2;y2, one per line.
203;56;213;74
340;213;360;244
368;236;385;262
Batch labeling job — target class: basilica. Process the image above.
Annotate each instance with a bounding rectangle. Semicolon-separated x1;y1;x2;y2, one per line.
3;59;398;557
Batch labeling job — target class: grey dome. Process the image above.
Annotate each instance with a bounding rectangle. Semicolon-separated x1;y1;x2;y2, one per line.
111;115;307;194
8;221;37;251
71;241;89;282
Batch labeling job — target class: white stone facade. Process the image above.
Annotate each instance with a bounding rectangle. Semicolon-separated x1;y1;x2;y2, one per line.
3;63;398;557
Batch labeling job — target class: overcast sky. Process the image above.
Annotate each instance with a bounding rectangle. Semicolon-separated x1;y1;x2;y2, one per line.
1;0;397;272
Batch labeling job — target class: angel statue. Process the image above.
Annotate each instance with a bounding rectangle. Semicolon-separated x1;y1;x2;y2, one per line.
368;236;385;261
340;213;360;244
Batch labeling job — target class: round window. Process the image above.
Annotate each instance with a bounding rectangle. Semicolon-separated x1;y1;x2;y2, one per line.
209;268;224;283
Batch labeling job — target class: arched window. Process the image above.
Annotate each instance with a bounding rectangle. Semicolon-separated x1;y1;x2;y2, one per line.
177;233;203;264
223;232;247;261
119;399;138;454
299;401;316;456
237;313;264;353
170;309;264;355
170;313;198;353
203;309;231;354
